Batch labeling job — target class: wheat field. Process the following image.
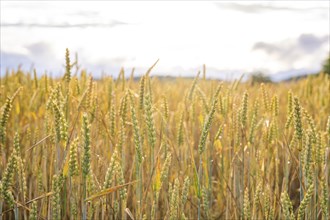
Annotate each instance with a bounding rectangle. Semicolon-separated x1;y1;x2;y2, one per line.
0;50;329;220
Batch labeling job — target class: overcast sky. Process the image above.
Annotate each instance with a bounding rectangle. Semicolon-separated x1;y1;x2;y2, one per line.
1;1;329;79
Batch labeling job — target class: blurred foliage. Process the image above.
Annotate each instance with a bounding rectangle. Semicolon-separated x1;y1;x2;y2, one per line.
322;55;330;75
249;72;272;85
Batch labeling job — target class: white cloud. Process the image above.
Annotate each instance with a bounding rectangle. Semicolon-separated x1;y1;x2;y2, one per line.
252;34;329;72
1;1;329;78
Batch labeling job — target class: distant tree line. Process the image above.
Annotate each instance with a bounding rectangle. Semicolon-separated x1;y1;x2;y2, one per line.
249;72;271;85
249;55;329;84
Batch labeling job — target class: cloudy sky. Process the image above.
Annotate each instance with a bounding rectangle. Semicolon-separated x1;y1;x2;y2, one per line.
1;1;329;79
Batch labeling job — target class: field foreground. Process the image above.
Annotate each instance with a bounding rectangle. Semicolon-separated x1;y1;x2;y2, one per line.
0;61;329;219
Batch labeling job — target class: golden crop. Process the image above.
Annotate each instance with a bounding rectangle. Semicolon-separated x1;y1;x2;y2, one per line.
0;51;329;219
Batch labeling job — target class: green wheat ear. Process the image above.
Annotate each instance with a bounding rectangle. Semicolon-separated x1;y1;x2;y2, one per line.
116;160;127;200
261;83;270;112
293;97;303;142
271;95;279;117
169;178;180;220
69;137;79;177
177;111;184;147
202;186;209;216
181;177;190;206
249;100;259;143
139;75;146;110
243;187;251;220
84;76;93;109
287;90;293;114
321;177;329;220
103;150;118;189
144;94;156;150
119;92;128;125
280;191;294;220
198;84;221;154
52;101;68;142
303;109;316;142
109;102;116;139
240;91;248;128
82;113;91;178
14;132;27;201
64;48;71;83
29;201;38;220
0;96;13;145
298;183;314;220
52;174;61;220
162;96;169;121
129;90;143;164
160;153;172;182
0;149;18;208
285;110;294;129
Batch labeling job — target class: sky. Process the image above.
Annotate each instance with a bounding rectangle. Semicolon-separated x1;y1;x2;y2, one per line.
1;1;329;80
